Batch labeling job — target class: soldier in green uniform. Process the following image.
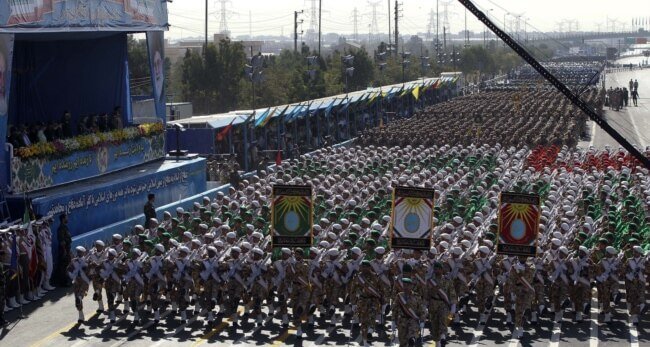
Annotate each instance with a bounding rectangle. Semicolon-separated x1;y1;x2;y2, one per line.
426;261;455;346
395;277;426;347
509;256;534;339
351;260;382;345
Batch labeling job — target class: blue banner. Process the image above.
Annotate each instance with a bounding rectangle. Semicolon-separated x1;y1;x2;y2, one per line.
146;31;165;121
11;132;165;193
0;0;168;32
34;157;206;252
0;33;13;188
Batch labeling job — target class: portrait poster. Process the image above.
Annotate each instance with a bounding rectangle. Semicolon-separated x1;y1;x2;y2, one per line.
146;31;165;120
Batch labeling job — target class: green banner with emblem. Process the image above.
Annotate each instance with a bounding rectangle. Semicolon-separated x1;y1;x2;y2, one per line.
271;185;313;248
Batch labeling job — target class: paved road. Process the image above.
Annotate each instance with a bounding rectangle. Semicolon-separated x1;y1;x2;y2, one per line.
2;284;649;347
582;59;650;150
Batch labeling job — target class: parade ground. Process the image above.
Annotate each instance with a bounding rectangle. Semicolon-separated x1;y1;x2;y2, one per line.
585;60;650;149
1;63;648;347
1;281;648;347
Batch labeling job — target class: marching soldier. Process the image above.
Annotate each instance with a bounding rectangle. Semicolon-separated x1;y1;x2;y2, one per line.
471;245;495;324
245;247;269;326
170;246;194;325
509;256;534;339
547;246;571;322
624;246;646;324
67;246;90;323
426;261;455;346
395;277;426;347
88;240;107;314
447;247;471;323
288;248;310;338
568;246;592;322
351;260;382;345
224;246;245;327
145;244;167;323
100;248;121;323
595;246;620;323
123;248;145;324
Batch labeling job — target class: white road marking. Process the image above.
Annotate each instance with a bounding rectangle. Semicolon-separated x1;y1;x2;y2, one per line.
468;294;498;347
507;336;520;347
305;315;339;347
149;312;201;347
589;288;598;347
548;314;562;347
108;310;173;347
629;320;640;347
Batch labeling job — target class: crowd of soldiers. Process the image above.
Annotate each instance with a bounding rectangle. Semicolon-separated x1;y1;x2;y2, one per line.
358;88;602;149
1;216;57;325
62;142;649;346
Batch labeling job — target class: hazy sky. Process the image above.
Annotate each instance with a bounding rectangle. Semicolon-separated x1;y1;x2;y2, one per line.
166;0;644;40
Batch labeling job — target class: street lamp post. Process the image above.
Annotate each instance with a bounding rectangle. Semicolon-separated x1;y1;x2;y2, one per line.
342;54;355;139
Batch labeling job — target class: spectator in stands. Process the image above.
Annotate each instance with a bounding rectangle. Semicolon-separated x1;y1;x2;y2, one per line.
61;111;73;138
36;122;48;143
77;116;88;135
229;162;241;188
56;213;71;287
110;107;123;130
7;125;21;148
97;113;109;133
87;115;99;134
18;125;32;147
144;193;156;229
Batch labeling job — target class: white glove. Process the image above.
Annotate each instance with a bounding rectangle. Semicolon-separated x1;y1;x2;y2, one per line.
451;304;457;314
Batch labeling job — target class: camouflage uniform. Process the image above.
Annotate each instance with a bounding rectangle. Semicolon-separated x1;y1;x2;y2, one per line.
595;254;619;316
395;282;426;347
568;252;592;316
546;256;570;313
122;252;145;322
425;272;455;342
67;253;90;313
145;250;167;321
351;266;382;339
624;253;646;316
87;247;106;312
288;254;310;327
472;255;495;313
508;259;534;328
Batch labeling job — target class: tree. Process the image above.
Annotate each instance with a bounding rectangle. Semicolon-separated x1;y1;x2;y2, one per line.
127;35;153;95
180;39;246;114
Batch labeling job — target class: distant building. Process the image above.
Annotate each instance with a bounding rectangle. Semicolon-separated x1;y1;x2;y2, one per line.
164;34;266;63
166;102;194;122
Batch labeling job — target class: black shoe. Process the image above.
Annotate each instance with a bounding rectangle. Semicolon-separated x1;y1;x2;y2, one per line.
408;337;416;346
366;332;372;340
96;309;104;314
561;299;571;309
